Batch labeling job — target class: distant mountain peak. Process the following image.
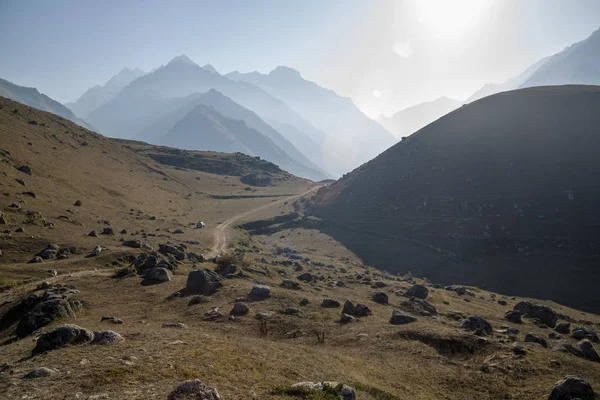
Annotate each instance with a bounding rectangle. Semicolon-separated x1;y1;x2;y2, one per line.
203;64;218;74
168;55;197;66
269;66;302;79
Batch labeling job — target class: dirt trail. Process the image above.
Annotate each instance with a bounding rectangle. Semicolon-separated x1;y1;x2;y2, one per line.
209;185;320;257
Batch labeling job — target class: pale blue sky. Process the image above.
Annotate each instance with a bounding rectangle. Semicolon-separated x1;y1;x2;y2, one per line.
1;0;600;116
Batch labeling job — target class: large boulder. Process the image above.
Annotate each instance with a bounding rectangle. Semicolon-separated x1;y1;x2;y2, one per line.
525;333;548;348
390;309;417;325
91;330;124;345
579;339;600;362
167;379;221;400
504;310;523;324
548;375;595;400
513;301;557;327
16;298;75;338
555;322;571;334
372;292;389;304
249;285;271;298
572;326;599;343
143;267;172;284
32;324;94;354
460;316;493;335
186;269;223;295
399;297;437;316
342;300;355;315
406;284;429;299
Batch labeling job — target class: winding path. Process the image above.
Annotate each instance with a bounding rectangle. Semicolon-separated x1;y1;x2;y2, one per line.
209;185;321;257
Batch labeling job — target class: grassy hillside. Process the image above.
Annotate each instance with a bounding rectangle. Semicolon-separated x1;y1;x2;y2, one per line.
311;85;600;312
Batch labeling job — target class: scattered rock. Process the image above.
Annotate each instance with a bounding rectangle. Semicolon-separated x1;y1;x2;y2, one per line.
555;322;571;334
143;267;172;284
88;230;99;237
504;310;523;323
512;343;527;355
406;284;429;299
548;375;595;400
281;279;300;290
354;304;372;317
390;309;417;325
101;227;114;235
17;165;32;175
73;200;82;207
91;330;124;345
283;307;300;315
372;292;389;304
167;379;222;400
525;333;548;348
122;239;141;248
23;367;56;379
342;299;355;315
572;326;599;343
513;301;557;327
399;297;437;316
249;285;271;298
90;246;102;257
230;302;249;316
579;339;600;362
205;308;223;321
28;256;43;264
460;316;493;335
255;312;270;320
552;342;585;358
186;269;223;295
291;382;355;400
32;324;94;354
297;272;314;282
100;316;123;324
321;299;341;308
299;298;309;306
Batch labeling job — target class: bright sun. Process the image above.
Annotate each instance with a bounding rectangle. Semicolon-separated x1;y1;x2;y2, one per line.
415;0;491;38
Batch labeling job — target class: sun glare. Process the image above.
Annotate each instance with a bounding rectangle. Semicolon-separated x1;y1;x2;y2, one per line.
415;0;491;38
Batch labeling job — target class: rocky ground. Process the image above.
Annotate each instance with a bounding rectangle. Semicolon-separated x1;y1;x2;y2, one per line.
0;97;599;399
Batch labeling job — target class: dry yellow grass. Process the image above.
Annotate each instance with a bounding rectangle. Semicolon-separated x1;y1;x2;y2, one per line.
0;98;599;399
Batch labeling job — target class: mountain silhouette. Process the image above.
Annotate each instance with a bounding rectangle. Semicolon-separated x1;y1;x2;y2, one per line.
0;77;90;129
311;85;600;312
65;67;145;118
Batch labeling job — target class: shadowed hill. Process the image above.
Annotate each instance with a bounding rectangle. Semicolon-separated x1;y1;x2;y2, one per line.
311;85;600;312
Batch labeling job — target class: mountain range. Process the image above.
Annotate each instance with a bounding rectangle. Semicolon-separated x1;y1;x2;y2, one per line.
65;67;145;119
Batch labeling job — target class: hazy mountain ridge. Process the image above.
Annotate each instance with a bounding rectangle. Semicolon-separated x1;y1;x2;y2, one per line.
65;68;145;118
0;78;90;129
377;96;461;139
227;66;396;175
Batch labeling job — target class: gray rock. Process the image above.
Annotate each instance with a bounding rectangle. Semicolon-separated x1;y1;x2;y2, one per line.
399;297;437;316
28;256;43;264
101;227;114;235
255;312;270;320
23;367;56;379
552;342;585;358
342;299;355;315
354;304;372;317
291;382;355;400
91;330;124;345
204;308;223;321
497;299;507;306
513;301;557;327
167;379;222;400
460;315;493;335
32;324;94;354
281;279;300;290
297;272;314;282
185;269;223;295
188;295;205;306
283;307;300;315
572;326;599;343
162;323;187;329
17;298;76;338
17;165;32;175
372;292;389;304
100;316;123;324
525;333;548;348
299;298;310;306
144;267;172;283
249;285;271;298
390;309;417;325
555;322;571;334
504;310;523;323
122;239;141;248
548;375;595;400
230;302;249;316
91;245;102;257
512;343;527;355
321;299;341;308
406;284;429;299
579;339;600;362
